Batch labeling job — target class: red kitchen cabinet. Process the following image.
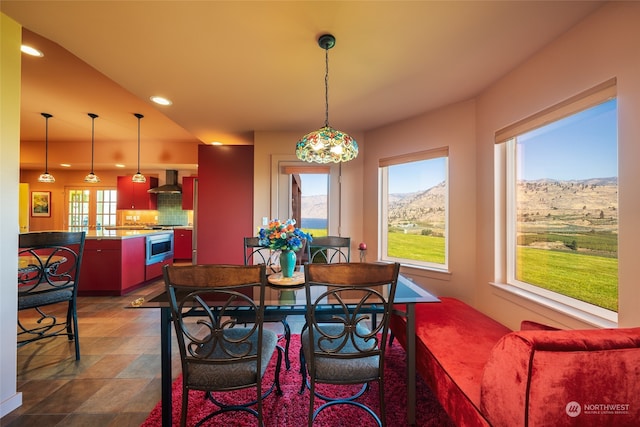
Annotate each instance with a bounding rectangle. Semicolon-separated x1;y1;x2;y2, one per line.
174;228;193;260
117;176;158;210
145;257;173;281
182;176;197;210
196;145;253;265
79;236;145;295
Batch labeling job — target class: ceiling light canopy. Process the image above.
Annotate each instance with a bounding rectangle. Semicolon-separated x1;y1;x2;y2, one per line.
84;113;100;183
132;113;146;183
38;113;55;183
296;34;358;164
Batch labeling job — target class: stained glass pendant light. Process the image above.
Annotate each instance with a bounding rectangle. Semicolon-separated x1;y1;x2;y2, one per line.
38;112;55;183
132;113;146;183
84;113;100;183
296;34;358;163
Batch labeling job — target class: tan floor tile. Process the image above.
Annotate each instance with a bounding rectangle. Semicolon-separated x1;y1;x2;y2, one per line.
75;378;154;413
31;378;109;413
76;354;139;379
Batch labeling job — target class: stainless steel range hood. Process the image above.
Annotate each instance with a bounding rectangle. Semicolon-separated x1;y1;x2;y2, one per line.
148;170;182;193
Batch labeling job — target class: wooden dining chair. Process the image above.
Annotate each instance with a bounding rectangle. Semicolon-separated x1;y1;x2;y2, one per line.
17;231;86;360
308;236;351;264
164;263;283;427
242;236;311;369
299;262;400;426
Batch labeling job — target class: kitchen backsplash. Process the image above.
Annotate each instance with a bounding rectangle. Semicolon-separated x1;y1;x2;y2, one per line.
157;193;190;225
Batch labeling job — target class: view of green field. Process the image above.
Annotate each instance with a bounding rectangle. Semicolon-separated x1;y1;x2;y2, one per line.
387;232;445;264
517;246;617;311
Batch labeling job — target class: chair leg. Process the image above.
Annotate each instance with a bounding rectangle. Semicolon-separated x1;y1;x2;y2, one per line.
181;379;189;427
379;377;386;426
69;301;80;360
280;318;291;369
299;347;307;395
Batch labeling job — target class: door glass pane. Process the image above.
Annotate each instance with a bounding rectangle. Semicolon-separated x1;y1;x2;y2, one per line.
68;190;90;229
298;173;328;237
96;190;117;229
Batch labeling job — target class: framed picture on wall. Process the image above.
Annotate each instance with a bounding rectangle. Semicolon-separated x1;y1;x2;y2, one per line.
31;191;51;217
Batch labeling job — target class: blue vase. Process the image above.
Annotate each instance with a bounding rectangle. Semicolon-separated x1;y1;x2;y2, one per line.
279;250;296;278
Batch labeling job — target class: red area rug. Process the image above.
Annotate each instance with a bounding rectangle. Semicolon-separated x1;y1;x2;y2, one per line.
141;335;454;426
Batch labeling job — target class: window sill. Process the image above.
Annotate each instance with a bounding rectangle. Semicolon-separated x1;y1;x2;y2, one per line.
400;264;452;282
489;282;617;328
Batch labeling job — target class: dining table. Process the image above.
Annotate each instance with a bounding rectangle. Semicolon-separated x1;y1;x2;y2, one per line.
18;254;67;276
137;270;440;426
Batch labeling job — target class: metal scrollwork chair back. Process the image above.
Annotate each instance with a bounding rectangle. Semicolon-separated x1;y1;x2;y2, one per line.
308;236;351;264
17;231;86;360
242;236;310;369
163;263;283;427
299;262;400;427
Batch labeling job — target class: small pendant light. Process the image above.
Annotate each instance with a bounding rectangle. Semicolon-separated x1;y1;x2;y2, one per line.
132;113;146;183
37;112;55;183
84;113;100;183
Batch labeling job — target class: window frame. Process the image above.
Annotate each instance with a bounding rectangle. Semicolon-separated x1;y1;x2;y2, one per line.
494;79;618;326
379;147;449;270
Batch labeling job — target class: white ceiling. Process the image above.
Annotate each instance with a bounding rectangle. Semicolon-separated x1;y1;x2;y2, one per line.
2;0;605;171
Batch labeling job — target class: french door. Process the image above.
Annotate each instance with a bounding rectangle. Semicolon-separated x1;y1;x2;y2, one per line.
66;187;117;230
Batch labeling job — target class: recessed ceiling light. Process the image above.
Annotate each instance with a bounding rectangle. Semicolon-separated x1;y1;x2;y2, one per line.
60;163;71;168
21;45;43;57
115;164;125;168
150;96;172;106
210;141;223;145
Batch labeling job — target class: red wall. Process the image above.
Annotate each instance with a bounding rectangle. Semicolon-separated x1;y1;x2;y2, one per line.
196;145;253;264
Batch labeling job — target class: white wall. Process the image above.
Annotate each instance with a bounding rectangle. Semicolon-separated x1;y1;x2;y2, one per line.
0;13;23;417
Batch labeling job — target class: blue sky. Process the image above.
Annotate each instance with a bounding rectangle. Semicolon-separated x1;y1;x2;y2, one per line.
518;99;617;181
299;174;328;196
298;99;617;196
388;158;446;193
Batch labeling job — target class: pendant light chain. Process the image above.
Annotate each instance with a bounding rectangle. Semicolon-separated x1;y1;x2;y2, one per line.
324;47;330;128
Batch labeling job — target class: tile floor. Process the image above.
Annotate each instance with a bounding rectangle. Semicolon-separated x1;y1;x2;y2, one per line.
3;276;302;427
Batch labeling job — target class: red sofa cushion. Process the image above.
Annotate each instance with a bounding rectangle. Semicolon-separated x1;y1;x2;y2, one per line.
480;327;640;427
391;297;511;426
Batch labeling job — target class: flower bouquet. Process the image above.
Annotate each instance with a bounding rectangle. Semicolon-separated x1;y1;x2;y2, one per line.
258;219;312;277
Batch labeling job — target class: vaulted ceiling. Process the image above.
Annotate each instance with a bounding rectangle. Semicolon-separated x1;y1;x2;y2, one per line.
2;1;605;171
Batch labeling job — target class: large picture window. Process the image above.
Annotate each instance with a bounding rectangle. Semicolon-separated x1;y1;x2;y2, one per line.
497;80;618;321
379;148;448;269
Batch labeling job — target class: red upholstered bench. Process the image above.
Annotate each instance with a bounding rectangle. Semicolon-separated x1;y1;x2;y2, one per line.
391;297;511;426
391;298;640;426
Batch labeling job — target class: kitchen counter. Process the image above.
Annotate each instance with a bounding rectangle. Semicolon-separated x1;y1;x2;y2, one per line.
79;229;174;296
84;229;173;239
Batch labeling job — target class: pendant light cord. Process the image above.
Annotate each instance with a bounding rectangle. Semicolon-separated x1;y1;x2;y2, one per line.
135;113;143;174
41;112;52;174
89;113;98;173
45;116;50;173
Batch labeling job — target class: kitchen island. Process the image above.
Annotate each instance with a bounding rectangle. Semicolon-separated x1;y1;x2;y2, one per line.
79;229;173;296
